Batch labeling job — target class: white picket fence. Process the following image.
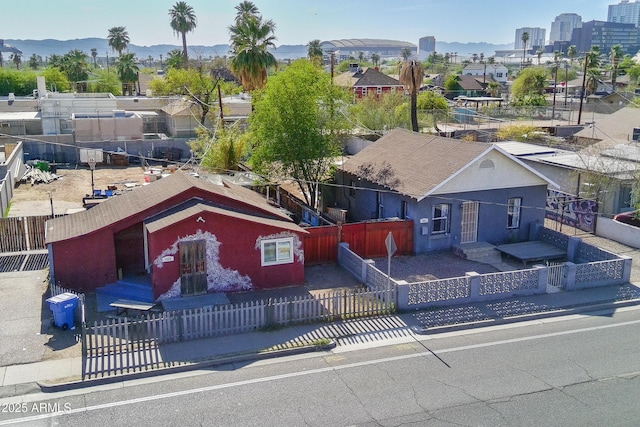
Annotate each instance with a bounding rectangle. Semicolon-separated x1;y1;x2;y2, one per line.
83;287;396;358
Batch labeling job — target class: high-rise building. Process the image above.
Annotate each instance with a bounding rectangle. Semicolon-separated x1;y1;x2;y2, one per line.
571;20;640;54
608;0;640;26
550;13;582;43
418;36;436;60
514;27;546;50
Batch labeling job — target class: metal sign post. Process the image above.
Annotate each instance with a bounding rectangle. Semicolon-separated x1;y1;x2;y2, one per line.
385;232;397;289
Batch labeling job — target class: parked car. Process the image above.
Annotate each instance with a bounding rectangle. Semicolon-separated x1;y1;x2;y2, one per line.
613;210;640;227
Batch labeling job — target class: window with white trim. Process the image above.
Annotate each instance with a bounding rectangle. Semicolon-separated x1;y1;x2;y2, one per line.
362;87;367;96
377;86;382;94
261;237;294;266
432;203;451;234
507;197;522;228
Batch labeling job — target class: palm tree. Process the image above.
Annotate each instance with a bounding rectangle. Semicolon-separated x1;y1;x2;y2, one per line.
61;50;89;92
27;54;39;70
521;31;529;65
165;49;185;69
107;26;130;56
400;47;413;61
234;1;259;20
307;39;323;65
610;44;624;90
536;48;543;65
398;59;424;132
371;53;380;68
115;53;139;95
91;48;98;69
585;68;601;96
228;3;277;92
10;53;21;69
567;45;577;66
169;1;197;68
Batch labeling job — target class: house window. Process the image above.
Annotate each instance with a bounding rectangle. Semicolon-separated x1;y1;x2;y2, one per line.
261;237;294;266
401;200;408;219
432;203;451;234
377;86;382;94
349;180;356;197
507;197;522;228
362;87;367;96
497;72;503;78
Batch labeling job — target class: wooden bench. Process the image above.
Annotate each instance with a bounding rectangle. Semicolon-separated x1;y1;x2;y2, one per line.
109;299;157;317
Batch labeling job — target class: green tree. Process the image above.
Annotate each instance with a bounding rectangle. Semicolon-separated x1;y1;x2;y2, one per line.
91;48;98;69
371;53;380;68
609;44;624;89
400;47;413;61
228;1;277;92
165;49;185;70
307;39;323;66
107;26;130;56
10;53;21;69
349;91;408;131
149;66;219;125
60;50;89;92
169;1;197;68
115;52;139;95
567;45;577;66
398;59;424;132
249;59;349;208
190;124;248;172
41;67;70;92
511;67;548;106
86;68;120;94
27;54;39;70
521;31;529;65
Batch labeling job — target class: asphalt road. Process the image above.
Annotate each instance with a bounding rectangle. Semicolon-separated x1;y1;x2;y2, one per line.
2;305;640;426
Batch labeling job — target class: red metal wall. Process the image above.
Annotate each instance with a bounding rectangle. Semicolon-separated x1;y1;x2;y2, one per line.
148;210;306;298
50;228;118;292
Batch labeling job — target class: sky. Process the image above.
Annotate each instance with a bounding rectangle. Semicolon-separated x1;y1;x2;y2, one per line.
3;0;615;47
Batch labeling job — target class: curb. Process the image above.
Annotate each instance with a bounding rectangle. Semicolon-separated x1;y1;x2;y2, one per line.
37;340;336;393
412;298;640;335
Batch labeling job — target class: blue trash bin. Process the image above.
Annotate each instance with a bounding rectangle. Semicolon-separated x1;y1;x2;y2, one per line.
46;292;79;330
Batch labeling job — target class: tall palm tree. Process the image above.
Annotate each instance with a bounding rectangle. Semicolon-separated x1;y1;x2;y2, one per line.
169;1;197;68
536;48;543;65
567;45;577;66
307;39;323;65
115;52;139;95
228;3;277;92
400;47;413;61
107;26;130;56
521;31;529;66
91;48;98;69
61;50;89;92
610;44;624;90
371;53;380;68
398;59;424;132
234;1;259;20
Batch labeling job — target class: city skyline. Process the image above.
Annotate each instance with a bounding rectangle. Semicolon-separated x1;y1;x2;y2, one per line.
4;0;612;48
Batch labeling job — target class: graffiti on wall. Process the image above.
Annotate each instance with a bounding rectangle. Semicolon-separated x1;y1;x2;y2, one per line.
546;189;598;233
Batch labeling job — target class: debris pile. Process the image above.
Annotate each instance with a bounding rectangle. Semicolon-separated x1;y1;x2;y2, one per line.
21;162;59;185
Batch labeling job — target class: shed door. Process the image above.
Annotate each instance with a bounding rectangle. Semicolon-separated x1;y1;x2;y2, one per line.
179;240;207;296
460;201;478;244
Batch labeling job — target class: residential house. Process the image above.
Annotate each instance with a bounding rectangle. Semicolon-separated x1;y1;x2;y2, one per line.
449;75;486;98
333;64;403;98
462;63;508;84
335;128;556;253
45;173;308;299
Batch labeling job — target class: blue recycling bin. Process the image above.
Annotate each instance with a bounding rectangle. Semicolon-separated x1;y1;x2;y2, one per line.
46;292;79;330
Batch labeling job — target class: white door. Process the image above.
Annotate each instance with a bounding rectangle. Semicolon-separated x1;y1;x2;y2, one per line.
460;201;478;244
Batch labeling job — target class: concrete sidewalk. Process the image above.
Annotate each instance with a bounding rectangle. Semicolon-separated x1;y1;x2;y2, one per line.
1;281;639;397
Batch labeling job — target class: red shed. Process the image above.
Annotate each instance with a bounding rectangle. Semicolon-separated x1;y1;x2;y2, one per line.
45;173;307;300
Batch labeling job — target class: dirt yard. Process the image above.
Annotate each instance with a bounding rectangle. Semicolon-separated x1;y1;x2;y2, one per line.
9;165;151;216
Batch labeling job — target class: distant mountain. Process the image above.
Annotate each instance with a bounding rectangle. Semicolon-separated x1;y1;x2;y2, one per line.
5;38;307;61
6;38;513;62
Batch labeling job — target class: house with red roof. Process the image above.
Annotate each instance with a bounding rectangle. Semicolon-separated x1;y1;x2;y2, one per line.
333;64;403;98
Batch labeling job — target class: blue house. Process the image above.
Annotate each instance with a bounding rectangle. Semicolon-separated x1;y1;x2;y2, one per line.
335;128;557;253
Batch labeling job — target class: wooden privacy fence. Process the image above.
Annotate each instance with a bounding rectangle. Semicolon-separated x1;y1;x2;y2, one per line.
305;220;413;264
83;286;396;357
0;215;51;252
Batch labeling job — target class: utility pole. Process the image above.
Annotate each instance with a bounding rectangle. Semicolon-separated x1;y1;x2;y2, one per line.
577;53;588;125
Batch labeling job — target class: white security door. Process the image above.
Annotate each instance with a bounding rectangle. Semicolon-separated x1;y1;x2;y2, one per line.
460;201;478;244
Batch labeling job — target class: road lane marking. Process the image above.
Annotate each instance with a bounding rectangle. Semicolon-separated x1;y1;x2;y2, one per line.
2;317;640;425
